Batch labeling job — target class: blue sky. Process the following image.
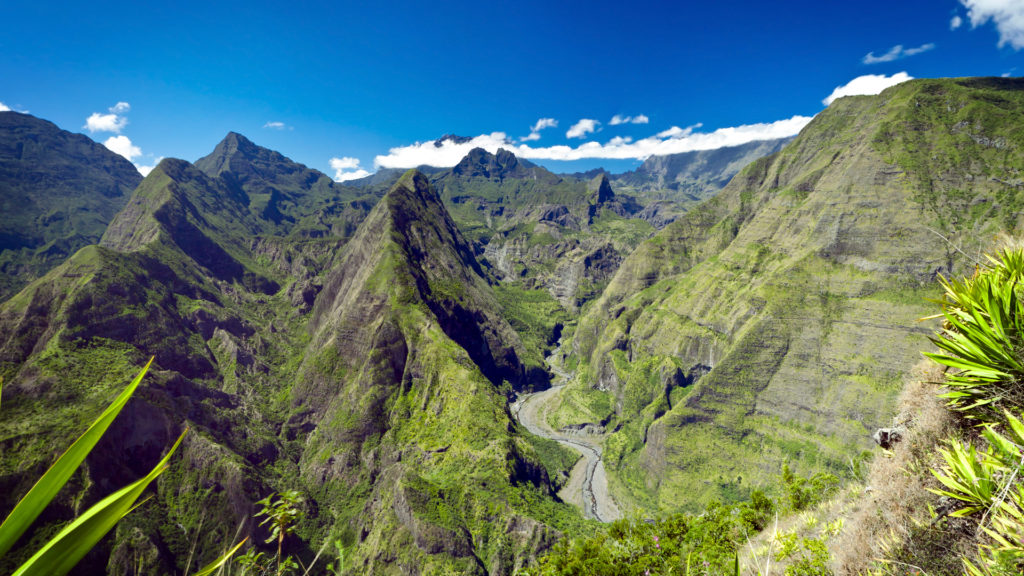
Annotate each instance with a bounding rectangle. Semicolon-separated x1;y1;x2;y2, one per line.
2;0;1023;178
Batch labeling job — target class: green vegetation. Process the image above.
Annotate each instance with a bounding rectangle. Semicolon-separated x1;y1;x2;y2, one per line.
0;360;210;576
915;247;1024;574
522;466;835;575
494;283;572;357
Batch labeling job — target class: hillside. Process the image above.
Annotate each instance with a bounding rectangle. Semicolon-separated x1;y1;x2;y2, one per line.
0;112;142;301
553;77;1024;512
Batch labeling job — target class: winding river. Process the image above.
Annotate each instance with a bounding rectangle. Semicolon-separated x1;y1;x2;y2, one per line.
511;356;621;522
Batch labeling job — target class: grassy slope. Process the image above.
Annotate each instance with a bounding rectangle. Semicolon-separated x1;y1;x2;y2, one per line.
556;77;1024;513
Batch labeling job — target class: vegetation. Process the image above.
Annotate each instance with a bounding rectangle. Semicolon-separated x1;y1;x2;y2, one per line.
918;247;1024;574
522;466;835;575
0;360;204;576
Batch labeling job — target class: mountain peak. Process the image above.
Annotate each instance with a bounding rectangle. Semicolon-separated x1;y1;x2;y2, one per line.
194;131;291;179
450;147;545;181
433;134;473;147
588;172;615;203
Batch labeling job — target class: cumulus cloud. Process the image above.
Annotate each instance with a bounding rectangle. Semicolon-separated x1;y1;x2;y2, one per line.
374;116;812;169
610;114;650;125
263;121;291;130
960;0;1024;48
0;102;10;112
110;102;130;113
85;112;128;133
521;117;558;142
823;72;914;105
330;157;372;182
862;43;935;64
566;118;600;139
104;135;142;161
657;123;702;138
951;14;964;29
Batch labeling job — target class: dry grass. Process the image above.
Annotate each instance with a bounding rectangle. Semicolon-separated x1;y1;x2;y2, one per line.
832;360;979;575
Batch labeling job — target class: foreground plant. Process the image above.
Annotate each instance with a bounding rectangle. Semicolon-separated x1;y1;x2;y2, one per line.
0;358;242;576
924;248;1024;574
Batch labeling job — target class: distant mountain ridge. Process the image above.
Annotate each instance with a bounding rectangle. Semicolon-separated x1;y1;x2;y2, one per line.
0;111;142;300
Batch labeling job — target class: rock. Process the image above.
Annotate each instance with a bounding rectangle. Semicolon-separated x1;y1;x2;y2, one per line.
872;426;906;449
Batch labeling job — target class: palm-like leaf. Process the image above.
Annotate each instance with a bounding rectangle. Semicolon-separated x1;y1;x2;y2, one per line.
0;357;154;557
12;429;186;576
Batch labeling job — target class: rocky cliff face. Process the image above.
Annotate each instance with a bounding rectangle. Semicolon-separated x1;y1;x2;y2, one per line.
558;77;1024;511
612;138;792;203
0;111;142;300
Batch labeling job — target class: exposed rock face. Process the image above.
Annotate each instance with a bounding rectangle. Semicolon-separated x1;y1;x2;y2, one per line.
432;148;652;308
0;111;142;300
562;77;1024;511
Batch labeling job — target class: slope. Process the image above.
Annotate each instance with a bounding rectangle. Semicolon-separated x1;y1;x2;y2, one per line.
0;111;142;301
555;77;1024;512
287;170;580;574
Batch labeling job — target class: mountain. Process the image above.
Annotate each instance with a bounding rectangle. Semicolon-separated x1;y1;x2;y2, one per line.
0;111;142;301
613;138;793;201
289;171;573;573
551;77;1024;512
606;138;793;228
0;132;581;575
428;148;651;311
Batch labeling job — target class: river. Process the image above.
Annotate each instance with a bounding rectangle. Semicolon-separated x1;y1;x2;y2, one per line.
511;356;621;522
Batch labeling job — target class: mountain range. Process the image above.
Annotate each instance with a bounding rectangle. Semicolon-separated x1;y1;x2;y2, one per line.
2;77;1023;574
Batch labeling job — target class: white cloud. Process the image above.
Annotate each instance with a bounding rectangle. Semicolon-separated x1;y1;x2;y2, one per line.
330;156;372;182
521;117;558;142
109;102;130;113
823;72;914;105
374;116;812;169
85;112;128;133
531;118;557;132
657;123;702;138
0;102;10;112
566;118;600;139
961;0;1024;48
951;14;964;29
263;121;290;130
135;157;163;177
862;43;935;64
610;114;650;125
104;135;142;161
